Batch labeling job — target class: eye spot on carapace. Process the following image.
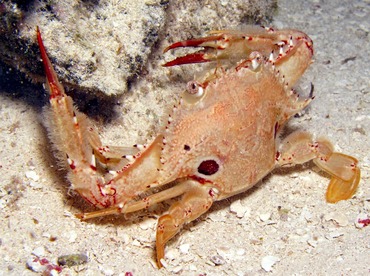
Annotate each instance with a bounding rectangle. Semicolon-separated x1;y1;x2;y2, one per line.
197;160;219;176
184;144;191;151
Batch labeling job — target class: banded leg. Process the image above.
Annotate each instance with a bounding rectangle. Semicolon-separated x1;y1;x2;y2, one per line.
277;131;360;203
37;27;143;208
156;184;214;267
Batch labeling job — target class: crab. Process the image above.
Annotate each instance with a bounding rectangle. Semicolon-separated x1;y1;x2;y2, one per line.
36;26;360;268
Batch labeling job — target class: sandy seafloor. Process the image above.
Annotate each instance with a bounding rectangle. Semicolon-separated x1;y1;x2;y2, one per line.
0;0;369;275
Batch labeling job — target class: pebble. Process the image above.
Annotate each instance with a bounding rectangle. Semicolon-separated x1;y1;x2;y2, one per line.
236;248;245;256
121;233;130;244
42;232;51;239
26;257;61;275
32;246;46;257
179;243;190;254
324;212;349;227
132;239;141;247
259;212;271;222
355;213;369;228
210;254;225;265
57;253;88;267
29;181;43;189
160;258;168;268
208;210;227;222
25;171;40;181
26;257;44;273
68;231;77;243
100;266;114;276
0;199;5;209
166;248;179;260
261;255;280;272
189;264;197;271
295;228;306;236
216;247;232;259
304;211;313;222
172;265;183;274
230;199;250;218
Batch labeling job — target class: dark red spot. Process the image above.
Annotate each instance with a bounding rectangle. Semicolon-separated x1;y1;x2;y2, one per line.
184;144;191;151
197;160;219;175
275;151;281;161
358;218;370;227
39;258;49;265
209;189;216;197
69;161;76;170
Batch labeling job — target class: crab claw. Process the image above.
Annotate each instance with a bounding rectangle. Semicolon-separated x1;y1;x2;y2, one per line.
162;35;225;67
163;35;223;53
163;27;314;87
163;28;270;67
36;26;65;99
162;52;211;67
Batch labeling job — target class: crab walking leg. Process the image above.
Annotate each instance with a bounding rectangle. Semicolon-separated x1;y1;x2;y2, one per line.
75;180;194;220
156;184;214;267
277;132;360;203
314;153;360;203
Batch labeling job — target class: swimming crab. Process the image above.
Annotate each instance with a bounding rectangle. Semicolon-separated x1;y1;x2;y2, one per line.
36;26;360;267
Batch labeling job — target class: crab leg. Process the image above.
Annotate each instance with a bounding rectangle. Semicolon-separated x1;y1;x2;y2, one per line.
163;26;313;70
37;27;104;164
76;180;217;268
75;178;215;267
75;180;193;220
38;27;104;206
37;27;161;200
37;27;134;166
156;183;214;267
277;132;360;203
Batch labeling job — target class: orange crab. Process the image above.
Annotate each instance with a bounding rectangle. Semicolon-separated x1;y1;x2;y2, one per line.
36;26;360;268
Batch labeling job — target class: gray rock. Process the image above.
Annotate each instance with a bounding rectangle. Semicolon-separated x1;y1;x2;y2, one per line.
0;0;276;97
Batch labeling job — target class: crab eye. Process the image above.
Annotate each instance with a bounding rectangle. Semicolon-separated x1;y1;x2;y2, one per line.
186;81;204;97
197;159;219;176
